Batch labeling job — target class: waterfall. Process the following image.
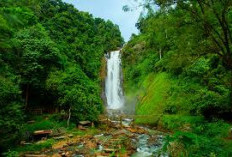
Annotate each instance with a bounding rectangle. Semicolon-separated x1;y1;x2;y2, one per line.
105;50;124;109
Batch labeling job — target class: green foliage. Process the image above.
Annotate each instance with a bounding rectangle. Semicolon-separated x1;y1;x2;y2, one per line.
46;66;103;122
21;118;63;134
161;115;203;131
132;73;171;124
122;0;232;156
3;150;19;157
14;139;55;153
0;76;23;150
122;0;231;118
19;114;75;141
0;0;123;152
186;57;210;77
163;120;232;156
14;24;61;86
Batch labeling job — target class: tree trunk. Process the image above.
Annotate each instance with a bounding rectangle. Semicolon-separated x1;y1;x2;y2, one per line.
165;29;168;39
67;107;71;127
159;48;162;60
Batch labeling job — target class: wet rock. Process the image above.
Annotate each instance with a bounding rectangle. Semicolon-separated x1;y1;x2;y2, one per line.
97;144;103;151
122;118;133;127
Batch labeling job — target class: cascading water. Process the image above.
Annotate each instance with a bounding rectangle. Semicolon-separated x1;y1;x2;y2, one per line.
105;50;124;110
104;50;167;157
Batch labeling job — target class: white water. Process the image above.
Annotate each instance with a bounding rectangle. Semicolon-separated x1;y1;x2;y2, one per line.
105;50;124;109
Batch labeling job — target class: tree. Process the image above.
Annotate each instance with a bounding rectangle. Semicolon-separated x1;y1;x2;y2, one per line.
46;66;103;123
14;24;61;108
0;76;23;150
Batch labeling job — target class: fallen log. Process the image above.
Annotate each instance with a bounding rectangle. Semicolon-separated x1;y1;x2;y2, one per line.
33;130;52;140
79;121;91;125
34;130;52;135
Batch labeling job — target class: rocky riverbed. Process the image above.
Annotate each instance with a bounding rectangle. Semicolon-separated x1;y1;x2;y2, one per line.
21;116;168;157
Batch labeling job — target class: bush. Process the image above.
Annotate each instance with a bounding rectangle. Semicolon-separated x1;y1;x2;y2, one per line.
163;118;232;156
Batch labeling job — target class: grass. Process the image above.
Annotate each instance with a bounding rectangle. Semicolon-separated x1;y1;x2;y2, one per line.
14;139;55;153
133;72;172;124
160;115;204;131
19;114;72;140
71;127;100;136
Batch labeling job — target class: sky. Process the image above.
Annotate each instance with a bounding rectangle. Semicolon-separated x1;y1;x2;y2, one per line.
63;0;142;42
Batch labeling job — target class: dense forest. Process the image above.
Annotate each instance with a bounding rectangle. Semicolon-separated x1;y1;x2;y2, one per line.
122;0;232;156
1;0;232;156
0;0;123;152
